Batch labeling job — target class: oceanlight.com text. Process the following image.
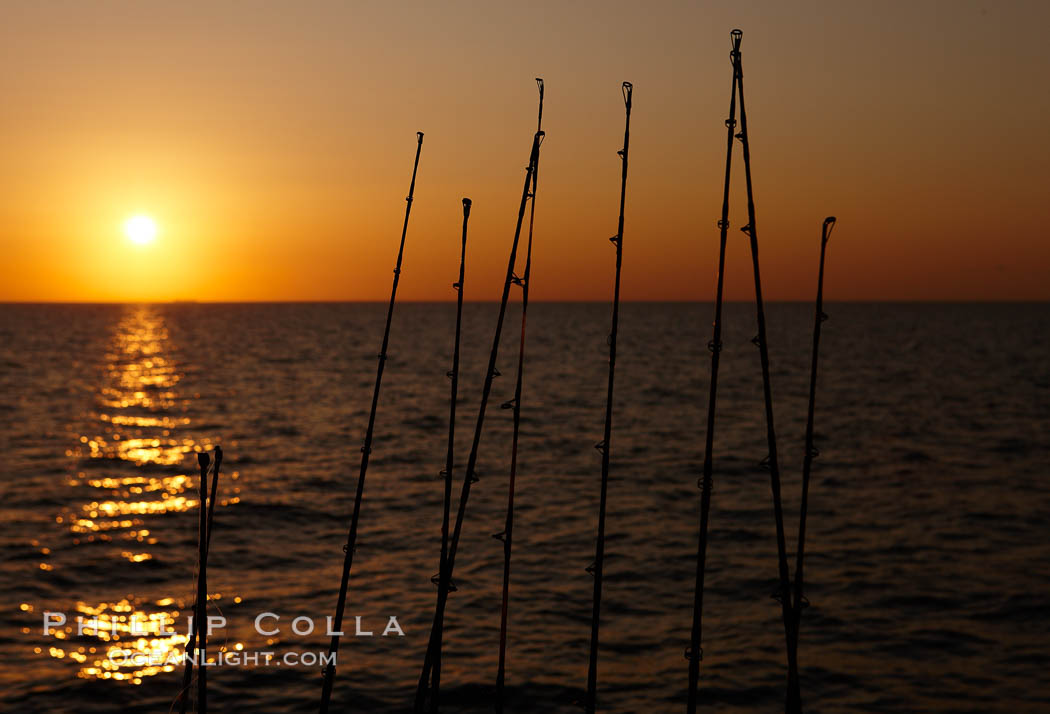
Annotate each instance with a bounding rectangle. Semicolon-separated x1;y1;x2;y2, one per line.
109;648;338;668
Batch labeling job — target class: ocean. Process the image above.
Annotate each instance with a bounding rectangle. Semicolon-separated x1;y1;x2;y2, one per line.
2;302;1048;712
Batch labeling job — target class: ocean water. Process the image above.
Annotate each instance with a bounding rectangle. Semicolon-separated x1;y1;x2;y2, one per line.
1;302;1048;713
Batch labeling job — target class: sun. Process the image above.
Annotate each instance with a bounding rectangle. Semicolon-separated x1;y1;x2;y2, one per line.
123;214;158;245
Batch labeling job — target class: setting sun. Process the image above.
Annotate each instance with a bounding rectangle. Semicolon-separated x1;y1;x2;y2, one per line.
123;215;157;245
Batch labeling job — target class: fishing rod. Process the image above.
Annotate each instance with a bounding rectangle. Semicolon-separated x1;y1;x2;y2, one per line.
415;128;544;713
205;447;223;552
787;216;836;698
584;80;632;714
178;447;222;714
732;29;801;711
494;77;543;714
427;197;471;712
192;452;211;712
319;131;424;714
685;31;740;713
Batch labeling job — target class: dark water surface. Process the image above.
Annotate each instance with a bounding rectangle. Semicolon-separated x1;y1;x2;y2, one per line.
1;302;1048;713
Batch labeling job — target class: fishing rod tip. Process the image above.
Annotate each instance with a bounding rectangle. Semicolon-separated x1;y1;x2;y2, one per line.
462;198;472;207
416;131;424;142
731;28;743;52
197;452;210;469
823;216;837;242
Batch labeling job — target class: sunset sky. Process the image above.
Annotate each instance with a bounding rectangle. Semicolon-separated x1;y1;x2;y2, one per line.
2;0;1048;302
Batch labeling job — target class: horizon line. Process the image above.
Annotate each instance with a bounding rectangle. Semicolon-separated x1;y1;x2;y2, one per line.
3;299;1048;305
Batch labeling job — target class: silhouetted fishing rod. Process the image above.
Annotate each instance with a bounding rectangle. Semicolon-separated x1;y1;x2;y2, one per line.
415;128;544;713
177;447;222;714
319;131;424;714
787;216;836;698
685;31;740;713
427;197;471;711
583;80;632;714
494;77;543;714
733;29;801;711
205;447;223;551
187;452;211;712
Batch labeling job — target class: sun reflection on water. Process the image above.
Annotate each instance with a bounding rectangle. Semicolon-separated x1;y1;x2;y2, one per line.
77;434;202;467
99;412;191;428
34;306;239;685
42;598;188;683
97;386;178;410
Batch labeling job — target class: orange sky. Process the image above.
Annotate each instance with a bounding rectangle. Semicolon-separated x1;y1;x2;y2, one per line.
1;0;1048;302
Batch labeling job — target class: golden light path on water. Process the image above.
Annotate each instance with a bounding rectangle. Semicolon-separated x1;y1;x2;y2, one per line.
28;594;248;684
39;306;241;684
